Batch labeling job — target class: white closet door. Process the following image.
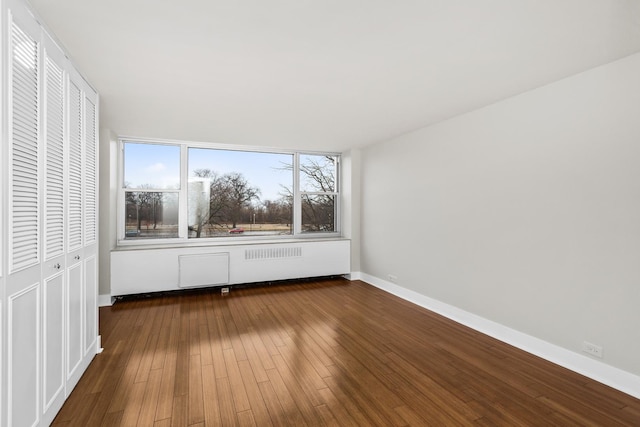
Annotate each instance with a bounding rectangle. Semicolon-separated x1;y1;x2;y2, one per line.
7;5;42;426
41;35;68;426
82;90;99;358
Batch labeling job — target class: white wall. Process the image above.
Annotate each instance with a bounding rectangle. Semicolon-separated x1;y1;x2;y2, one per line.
341;149;362;272
98;128;118;299
360;53;640;377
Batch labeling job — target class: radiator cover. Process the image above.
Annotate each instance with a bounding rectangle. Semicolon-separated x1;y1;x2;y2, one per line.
111;239;350;296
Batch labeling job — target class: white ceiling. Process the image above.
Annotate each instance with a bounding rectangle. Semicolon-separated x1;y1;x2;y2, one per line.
28;0;640;152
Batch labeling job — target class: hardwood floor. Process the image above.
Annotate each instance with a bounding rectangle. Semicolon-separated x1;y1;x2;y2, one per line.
52;278;640;426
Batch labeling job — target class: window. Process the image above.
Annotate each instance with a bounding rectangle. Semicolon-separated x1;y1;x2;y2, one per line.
122;142;180;239
300;154;338;233
187;148;293;238
119;139;340;243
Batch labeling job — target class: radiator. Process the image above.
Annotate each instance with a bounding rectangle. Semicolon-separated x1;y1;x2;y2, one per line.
110;239;350;296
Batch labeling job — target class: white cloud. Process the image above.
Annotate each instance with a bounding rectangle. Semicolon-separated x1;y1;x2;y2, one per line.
145;162;166;173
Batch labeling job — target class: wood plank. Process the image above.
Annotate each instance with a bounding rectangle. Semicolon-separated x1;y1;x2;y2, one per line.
119;380;146;426
153;419;171;427
316;387;359;426
170;394;187;427
173;335;190;397
223;347;252;412
239;331;270;384
100;410;123;427
237;410;257;427
188;354;205;425
154;350;177;421
136;367;162;426
201;364;222;425
237;360;274;426
198;323;214;367
216;376;239;427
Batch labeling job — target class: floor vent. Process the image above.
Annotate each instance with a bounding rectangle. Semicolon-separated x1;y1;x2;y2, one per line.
245;246;302;260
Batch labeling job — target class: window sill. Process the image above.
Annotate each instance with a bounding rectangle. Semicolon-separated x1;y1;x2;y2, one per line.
114;233;346;251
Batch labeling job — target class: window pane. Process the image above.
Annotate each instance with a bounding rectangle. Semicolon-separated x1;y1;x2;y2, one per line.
124;142;180;189
187;148;293;238
302;194;335;232
300;154;336;193
125;191;179;239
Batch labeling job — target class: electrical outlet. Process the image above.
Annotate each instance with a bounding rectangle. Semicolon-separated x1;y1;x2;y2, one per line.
221;287;230;295
582;341;603;358
387;274;398;283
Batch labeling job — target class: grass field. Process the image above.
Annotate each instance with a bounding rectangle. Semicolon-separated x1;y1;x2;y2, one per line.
125;222;293;238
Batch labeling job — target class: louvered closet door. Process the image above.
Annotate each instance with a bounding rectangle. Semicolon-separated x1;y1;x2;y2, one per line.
41;35;68;427
66;72;85;392
6;5;43;427
83;89;99;359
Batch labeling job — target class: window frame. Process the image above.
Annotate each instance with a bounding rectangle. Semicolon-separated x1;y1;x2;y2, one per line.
117;137;341;246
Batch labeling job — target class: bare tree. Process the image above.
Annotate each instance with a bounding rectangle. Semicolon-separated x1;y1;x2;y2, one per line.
223;172;260;228
188;170;261;236
124;184;164;232
148;192;163;229
300;156;336;231
277;155;336;231
189;169;230;237
300;155;335;193
262;199;292;225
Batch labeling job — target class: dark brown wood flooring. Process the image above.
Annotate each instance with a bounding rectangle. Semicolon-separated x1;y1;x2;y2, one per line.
52;278;640;426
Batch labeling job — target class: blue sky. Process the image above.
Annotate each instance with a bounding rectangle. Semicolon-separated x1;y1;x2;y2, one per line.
189;148;292;201
124;143;292;201
124;143;180;189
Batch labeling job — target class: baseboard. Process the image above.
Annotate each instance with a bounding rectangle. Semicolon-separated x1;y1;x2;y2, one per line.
350;271;640;399
98;294;114;307
346;271;362;281
97;335;104;353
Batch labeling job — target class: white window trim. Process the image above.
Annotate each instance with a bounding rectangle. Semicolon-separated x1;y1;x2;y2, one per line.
116;137;341;247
